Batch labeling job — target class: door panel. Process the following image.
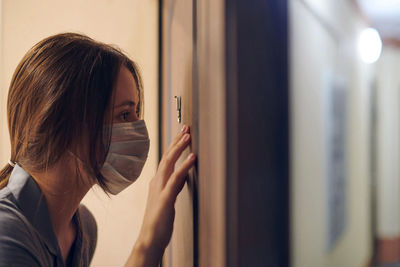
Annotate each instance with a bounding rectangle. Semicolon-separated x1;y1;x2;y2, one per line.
161;0;195;266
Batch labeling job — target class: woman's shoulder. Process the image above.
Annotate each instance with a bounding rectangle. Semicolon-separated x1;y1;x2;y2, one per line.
0;186;30;232
0;188;44;266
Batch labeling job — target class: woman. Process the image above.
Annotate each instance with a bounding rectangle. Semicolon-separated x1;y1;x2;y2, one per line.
0;33;195;267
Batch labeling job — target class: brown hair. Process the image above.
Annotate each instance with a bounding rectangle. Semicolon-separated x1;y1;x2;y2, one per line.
0;33;143;192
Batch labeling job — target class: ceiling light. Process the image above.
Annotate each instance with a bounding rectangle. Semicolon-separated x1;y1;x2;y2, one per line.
358;28;382;64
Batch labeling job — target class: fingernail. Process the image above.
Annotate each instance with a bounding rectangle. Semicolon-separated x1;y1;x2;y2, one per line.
182;133;190;142
181;125;188;132
188;153;196;160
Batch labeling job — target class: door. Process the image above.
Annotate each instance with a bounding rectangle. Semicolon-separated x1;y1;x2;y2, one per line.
161;0;196;266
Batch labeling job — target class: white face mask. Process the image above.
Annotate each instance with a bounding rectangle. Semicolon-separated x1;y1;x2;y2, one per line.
101;120;150;195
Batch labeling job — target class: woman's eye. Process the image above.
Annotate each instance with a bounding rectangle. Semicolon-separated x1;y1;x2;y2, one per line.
121;111;130;121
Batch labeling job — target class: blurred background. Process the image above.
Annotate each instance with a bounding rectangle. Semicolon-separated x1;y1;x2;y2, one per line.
291;0;400;266
1;0;400;267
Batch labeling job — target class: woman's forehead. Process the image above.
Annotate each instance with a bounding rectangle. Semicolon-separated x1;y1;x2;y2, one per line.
114;66;139;105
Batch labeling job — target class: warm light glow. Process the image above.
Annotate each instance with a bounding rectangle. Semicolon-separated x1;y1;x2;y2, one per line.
358;28;382;64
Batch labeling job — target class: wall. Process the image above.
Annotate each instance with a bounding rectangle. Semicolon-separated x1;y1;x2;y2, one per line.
0;1;158;266
290;0;373;266
375;46;400;262
376;47;400;238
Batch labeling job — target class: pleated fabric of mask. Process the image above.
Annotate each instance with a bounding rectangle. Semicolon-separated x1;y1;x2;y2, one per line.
101;120;150;195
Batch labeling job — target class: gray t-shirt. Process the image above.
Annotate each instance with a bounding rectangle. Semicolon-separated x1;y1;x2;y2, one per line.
0;164;97;267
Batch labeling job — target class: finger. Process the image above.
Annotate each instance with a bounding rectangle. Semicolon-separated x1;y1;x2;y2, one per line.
159;132;192;177
165;125;190;154
165;153;196;200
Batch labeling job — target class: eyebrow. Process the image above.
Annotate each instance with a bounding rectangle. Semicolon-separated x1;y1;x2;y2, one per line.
114;100;136;108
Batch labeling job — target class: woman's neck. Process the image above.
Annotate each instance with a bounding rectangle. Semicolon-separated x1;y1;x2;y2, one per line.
29;155;94;261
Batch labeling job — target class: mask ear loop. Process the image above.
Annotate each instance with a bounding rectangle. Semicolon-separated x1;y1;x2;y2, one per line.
66;150;86;165
8;160;16;168
66;150;98;190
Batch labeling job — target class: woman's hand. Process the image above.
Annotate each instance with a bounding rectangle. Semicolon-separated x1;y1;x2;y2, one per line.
125;125;196;267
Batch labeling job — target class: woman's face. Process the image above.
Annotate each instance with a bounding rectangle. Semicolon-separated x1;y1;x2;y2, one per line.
112;66;140;124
